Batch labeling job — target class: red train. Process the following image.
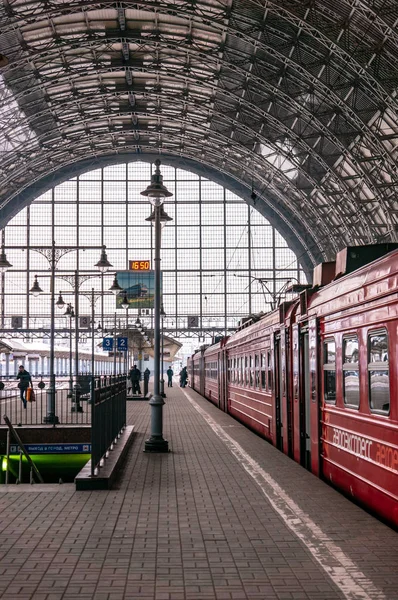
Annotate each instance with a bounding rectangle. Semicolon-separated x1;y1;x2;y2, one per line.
188;244;398;526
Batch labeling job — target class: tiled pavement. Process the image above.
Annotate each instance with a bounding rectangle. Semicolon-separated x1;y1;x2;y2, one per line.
0;383;397;600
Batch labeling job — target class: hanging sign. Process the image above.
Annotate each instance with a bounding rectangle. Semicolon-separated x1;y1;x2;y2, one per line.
103;338;114;351
117;337;128;351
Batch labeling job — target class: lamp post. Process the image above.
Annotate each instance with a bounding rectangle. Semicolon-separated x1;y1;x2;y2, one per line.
160;303;166;398
141;159;172;452
64;303;75;401
29;243;112;423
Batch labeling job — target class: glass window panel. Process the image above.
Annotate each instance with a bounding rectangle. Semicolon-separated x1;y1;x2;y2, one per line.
369;332;388;362
161;226;176;249
251;248;274;269
202;272;224;294
128;162;151;181
103;203;126;225
343;372;360;407
324;371;336;403
161;249;176;270
226;226;247;247
369;371;390;413
177;249;200;270
104;182;126;203
176;203;199;225
176;182;199;203
201;204;224;225
343;338;359;364
275;248;297;270
177;227;200;248
324;340;336;364
201;181;223;202
226;274;248;293
54;227;77;245
30;204;53;226
54;203;77;226
103;164;126;180
103;227;126;249
79;204;102;226
79;181;101;201
225;248;248;270
54;181;76;202
5;227;27;246
251;227;273;247
28;226;52;246
79;227;102;246
201;226;223;248
177;295;200;312
128;228;151;248
250;210;270;226
225;204;248;225
202;249;225;270
177;276;200;294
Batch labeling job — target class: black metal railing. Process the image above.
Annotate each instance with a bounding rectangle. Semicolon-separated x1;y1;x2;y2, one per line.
91;375;127;477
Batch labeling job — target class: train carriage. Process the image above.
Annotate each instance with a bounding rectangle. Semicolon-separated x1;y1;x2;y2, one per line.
187;244;398;526
305;250;398;524
203;339;227;410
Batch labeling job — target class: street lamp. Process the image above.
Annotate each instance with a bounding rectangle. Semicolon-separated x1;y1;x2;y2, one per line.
141;159;172;453
29;243;111;424
160;304;166;398
0;246;12;272
64;303;76;403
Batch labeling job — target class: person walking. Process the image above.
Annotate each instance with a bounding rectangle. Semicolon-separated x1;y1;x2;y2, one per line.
166;367;173;387
129;365;141;395
16;365;32;408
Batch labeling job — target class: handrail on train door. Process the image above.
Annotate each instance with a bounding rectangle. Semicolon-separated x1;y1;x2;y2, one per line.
3;415;44;484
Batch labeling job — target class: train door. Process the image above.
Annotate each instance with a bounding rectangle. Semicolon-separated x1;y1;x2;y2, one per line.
218;350;226;411
274;333;283;450
300;327;312;470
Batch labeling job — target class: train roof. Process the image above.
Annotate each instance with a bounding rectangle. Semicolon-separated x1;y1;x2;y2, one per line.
307;247;398;318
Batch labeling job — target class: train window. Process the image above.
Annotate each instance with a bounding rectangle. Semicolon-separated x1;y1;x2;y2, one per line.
261;353;266;390
368;331;390;414
323;339;336;403
343;337;359;408
255;355;260;388
249;356;254;387
267;350;273;391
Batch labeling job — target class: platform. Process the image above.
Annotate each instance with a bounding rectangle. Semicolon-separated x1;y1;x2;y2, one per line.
0;383;396;599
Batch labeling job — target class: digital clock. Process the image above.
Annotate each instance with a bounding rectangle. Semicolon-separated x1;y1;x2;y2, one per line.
129;260;151;271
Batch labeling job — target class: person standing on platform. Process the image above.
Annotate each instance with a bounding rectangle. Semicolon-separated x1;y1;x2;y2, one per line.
16;365;32;408
144;368;150;382
179;366;188;388
129;364;141;395
166;366;174;387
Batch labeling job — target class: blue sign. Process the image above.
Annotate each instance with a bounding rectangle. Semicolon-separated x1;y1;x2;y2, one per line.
117;337;128;351
9;443;91;455
103;337;114;351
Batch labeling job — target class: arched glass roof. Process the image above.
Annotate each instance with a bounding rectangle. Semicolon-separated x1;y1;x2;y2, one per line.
0;1;397;266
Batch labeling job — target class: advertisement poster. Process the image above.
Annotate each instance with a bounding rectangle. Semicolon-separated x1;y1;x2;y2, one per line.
116;271;162;309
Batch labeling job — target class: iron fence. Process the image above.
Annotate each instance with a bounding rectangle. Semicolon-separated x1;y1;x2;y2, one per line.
91;375;127;476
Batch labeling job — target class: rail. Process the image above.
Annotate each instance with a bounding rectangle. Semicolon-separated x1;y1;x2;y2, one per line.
3;415;44;484
90;375;127;477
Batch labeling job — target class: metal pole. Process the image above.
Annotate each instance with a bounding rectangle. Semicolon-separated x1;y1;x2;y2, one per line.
68;311;73;398
5;429;10;485
74;270;79;379
113;312;117;376
145;205;168;452
160;319;165;397
44;240;59;424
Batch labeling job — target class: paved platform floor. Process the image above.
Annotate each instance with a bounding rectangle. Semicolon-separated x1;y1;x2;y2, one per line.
0;383;397;599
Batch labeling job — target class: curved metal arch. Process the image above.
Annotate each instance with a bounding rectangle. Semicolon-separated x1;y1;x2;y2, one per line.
0;49;386;242
0;124;339;260
5;0;397;104
0;153;322;279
